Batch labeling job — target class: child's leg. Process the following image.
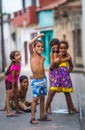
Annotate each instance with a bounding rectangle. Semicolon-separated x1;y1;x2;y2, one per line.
64;92;73;112
19;101;27;110
30;97;39;124
14;87;20;113
31;97;38;118
40;94;45;118
6;91;11;114
25;101;31;106
39;94;51;121
5;91;16;116
47;105;52;114
64;92;79;113
45;90;56;114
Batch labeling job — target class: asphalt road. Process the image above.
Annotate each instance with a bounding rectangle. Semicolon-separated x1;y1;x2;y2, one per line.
0;70;85;130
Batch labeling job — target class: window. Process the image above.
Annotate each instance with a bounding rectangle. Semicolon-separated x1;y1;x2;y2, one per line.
31;0;36;6
31;32;37;39
73;29;82;57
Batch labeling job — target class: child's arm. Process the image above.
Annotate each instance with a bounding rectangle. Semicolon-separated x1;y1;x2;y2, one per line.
50;53;54;65
60;52;71;62
23;88;28;101
29;33;44;55
12;70;16;91
68;59;73;73
60;52;73;72
49;53;59;71
54;53;72;66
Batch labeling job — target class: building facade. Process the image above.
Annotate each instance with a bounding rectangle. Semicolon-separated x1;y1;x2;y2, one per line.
0;0;84;72
37;0;82;67
54;0;82;67
82;0;85;68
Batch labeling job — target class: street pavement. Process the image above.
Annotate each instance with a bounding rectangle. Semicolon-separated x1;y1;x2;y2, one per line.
0;67;85;130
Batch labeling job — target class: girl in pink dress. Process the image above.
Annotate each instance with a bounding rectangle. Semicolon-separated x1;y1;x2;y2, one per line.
5;50;23;116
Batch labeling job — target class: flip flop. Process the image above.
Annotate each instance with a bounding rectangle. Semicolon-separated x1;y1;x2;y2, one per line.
30;118;39;124
38;115;51;121
6;113;18;117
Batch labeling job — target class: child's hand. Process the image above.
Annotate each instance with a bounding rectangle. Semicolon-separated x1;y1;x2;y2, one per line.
54;58;60;63
39;33;45;37
9;90;14;98
58;53;62;59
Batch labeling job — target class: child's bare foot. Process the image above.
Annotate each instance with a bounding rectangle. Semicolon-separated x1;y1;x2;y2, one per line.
72;108;80;113
6;112;18;117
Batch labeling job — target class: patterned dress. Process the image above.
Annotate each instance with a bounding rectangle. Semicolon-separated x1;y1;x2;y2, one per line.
49;62;74;93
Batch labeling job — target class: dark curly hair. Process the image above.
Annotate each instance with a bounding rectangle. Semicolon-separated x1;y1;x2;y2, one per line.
50;38;60;47
19;75;28;83
59;41;69;49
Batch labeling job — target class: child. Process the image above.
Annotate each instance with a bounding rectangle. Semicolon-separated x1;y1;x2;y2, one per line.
5;50;23;116
45;41;79;114
10;75;32;112
49;38;59;71
47;38;60;114
29;33;51;124
57;41;79;113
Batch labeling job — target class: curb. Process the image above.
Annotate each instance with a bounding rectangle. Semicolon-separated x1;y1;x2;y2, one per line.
72;68;85;74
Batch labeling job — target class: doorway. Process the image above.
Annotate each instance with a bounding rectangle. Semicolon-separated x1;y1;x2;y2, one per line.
40;30;53;67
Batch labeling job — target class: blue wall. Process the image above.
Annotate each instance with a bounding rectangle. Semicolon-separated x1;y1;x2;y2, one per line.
38;10;54;27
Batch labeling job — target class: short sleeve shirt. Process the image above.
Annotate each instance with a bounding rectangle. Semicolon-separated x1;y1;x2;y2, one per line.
6;63;21;83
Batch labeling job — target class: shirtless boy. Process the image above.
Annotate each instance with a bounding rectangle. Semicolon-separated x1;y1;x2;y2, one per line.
17;75;31;112
29;33;51;124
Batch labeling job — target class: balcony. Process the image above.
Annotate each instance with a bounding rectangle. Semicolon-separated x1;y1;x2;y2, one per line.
13;6;38;27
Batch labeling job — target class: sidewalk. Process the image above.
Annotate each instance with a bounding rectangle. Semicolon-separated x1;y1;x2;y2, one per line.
0;72;4;81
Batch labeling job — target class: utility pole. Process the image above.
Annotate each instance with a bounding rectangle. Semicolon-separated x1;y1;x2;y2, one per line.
0;0;5;72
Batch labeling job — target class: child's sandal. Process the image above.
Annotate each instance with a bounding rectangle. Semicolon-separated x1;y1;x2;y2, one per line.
30;118;39;124
38;115;52;121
